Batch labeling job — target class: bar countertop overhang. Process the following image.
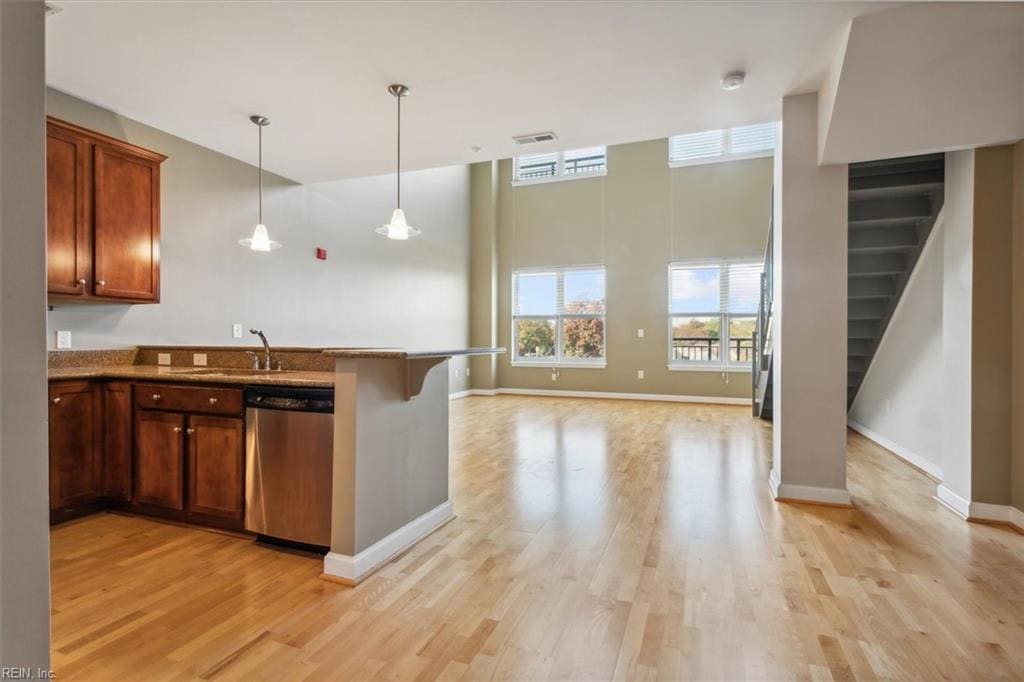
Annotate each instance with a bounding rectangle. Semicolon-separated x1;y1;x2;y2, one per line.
322;347;505;359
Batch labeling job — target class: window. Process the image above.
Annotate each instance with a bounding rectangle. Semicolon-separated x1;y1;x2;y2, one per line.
513;146;607;184
513;267;606;366
669;122;777;167
669;260;761;369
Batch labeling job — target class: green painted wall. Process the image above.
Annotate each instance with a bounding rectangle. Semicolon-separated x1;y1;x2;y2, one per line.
471;138;773;399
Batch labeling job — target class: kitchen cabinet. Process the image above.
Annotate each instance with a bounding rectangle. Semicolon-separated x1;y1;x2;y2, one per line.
188;416;245;519
133;384;245;525
102;382;133;501
49;381;102;510
46;117;165;303
135;410;186;510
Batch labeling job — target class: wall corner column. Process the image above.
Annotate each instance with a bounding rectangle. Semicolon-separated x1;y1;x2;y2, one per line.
770;93;851;506
468;161;498;391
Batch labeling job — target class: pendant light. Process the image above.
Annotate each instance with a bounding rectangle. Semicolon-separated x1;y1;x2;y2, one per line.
376;84;421;240
239;115;282;252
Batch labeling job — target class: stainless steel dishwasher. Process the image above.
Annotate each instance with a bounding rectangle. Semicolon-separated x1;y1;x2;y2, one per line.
244;386;334;549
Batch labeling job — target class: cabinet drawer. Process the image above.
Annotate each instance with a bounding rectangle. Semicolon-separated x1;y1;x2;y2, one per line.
134;384;242;416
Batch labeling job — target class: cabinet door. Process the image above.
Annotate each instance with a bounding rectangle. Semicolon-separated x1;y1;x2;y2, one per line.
49;382;102;509
93;143;161;302
135;410;185;509
103;382;133;500
187;416;244;519
46;125;90;296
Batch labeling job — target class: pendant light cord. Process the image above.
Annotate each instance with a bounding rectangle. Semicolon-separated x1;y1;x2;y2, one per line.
396;91;401;209
258;122;263;224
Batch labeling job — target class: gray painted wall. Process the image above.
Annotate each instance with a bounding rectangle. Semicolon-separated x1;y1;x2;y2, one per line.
0;0;51;668
45;89;471;392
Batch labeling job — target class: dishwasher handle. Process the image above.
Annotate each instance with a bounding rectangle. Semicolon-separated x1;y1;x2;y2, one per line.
244;387;334;413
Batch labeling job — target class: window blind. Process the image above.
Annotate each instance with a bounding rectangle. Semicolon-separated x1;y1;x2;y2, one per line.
726;262;761;315
668;130;725;164
729;123;776;156
514;152;559;180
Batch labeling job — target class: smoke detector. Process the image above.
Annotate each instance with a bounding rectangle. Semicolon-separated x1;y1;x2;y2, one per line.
721;71;745;91
513;131;558;146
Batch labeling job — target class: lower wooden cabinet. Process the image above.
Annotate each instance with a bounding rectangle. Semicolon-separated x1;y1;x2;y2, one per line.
188;416;244;519
102;382;133;500
50;380;246;529
134;409;186;510
49;381;102;510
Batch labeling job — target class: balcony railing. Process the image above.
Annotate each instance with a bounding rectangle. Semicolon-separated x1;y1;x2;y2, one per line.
671;337;753;363
518;155;607;180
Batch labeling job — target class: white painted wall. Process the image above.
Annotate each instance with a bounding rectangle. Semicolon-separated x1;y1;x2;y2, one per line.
849;217;946;479
820;3;1024;164
45;90;472;391
770;93;850;505
0;0;51;668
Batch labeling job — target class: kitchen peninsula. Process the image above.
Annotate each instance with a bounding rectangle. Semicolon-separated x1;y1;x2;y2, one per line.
47;345;503;585
321;347;503;584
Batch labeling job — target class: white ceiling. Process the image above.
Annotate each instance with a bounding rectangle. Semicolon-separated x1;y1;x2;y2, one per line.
46;1;885;183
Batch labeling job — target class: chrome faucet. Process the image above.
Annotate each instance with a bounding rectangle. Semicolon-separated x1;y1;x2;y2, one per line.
250;329;274;370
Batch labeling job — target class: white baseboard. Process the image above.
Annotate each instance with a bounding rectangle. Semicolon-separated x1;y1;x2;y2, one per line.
323;500;453;585
847;419;943;480
769;467;852;506
471;387;750;406
935;484;970;518
449;390;472;400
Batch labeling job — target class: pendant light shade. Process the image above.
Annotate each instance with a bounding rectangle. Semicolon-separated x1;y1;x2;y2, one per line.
376;84;421;240
239;115;282;251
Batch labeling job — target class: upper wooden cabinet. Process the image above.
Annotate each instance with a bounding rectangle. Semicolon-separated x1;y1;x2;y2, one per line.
46;117;166;303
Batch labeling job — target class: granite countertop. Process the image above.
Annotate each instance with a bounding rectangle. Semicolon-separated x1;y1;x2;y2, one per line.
322;347;506;359
48;365;336;388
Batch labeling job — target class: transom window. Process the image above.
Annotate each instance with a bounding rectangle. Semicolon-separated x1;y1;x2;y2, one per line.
669;260;761;369
512;267;606;366
513;147;607;184
669;122;777;167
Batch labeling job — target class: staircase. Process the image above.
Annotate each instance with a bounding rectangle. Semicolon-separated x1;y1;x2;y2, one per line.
847;154;944;407
752;213;773;420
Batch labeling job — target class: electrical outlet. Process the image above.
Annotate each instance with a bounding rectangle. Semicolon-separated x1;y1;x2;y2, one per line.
56;330;72;349
454;368;461;378
232;323;243;339
466;367;471;377
637;370;645;379
157;353;172;366
637;329;645;338
193;353;208;367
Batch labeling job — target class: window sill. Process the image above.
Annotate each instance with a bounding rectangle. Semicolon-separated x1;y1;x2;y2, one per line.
512;361;607;370
668;151;773;169
667;364;751;373
511;170;607;187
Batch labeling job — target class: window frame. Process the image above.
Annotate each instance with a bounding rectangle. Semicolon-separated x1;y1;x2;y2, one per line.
668;122;777;169
666;258;759;373
512;147;608;187
511;265;607;368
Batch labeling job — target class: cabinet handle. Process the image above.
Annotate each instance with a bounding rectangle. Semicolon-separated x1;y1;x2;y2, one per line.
77;278;87;287
186;428;195;435
152;393;162;401
208;397;218;405
172;426;182;433
97;279;106;287
51;396;62;405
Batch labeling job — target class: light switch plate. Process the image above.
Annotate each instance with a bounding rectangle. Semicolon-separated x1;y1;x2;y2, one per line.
637;329;645;338
56;330;72;349
193;353;208;367
466;367;471;377
157;353;172;366
232;323;243;339
637;370;645;379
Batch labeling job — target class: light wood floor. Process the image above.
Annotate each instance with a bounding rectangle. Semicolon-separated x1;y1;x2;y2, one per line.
50;397;1024;681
